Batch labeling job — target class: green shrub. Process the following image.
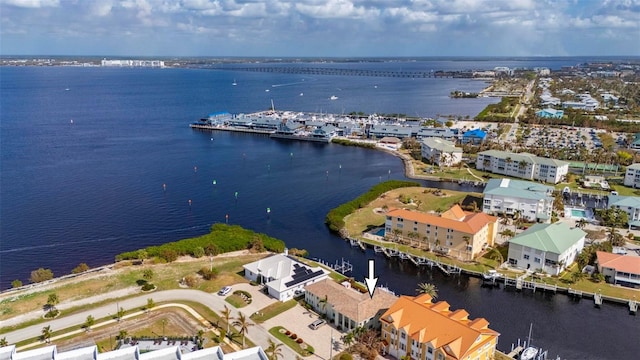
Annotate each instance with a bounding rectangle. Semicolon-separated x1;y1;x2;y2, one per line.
141;283;155;291
325;180;420;232
116;224;286;261
192;246;205;258
339;354;353;360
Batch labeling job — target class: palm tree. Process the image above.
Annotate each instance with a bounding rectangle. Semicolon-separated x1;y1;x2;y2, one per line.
118;330;129;341
146;298;155;311
84;315;95;331
265;339;284;360
233;312;254;348
575;218;588;229
47;293;59;311
415;282;438;300
318;294;328;314
343;332;355;353
221;305;232;333
0;337;8;347
487;247;504;269
41;325;52;343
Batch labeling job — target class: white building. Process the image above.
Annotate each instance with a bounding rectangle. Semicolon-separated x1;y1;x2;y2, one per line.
507;222;586;275
623;163;640;188
243;252;329;302
608;195;640;225
1;344;267;360
101;59;165;67
482;178;555;222
420;137;462;167
476;150;569;184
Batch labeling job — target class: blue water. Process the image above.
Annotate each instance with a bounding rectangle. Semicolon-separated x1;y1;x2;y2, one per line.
1;61;638;359
375;228;385;237
571;209;587;218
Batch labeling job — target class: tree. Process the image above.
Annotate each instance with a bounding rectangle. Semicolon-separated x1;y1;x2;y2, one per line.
221;305;232;333
117;307;125;321
265;339;284;360
71;263;90;274
196;329;205;349
118;330;129;341
84;315;95;331
0;337;8;347
47;293;59;311
575;218;588;229
41;325;52;343
487;247;504;269
415;282;438;300
233;312;254;348
30;268;54;283
607;227;625;247
142;269;154;282
343;332;355;353
11;279;22;288
146;298;155;311
319;294;329;314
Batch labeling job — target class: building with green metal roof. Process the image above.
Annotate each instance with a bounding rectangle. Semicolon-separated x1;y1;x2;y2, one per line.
507;222;586;275
482;178;554;222
608;194;640;226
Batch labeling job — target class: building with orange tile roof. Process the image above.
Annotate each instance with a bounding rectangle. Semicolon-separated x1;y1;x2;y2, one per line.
596;251;640;288
384;205;498;261
380;294;499;360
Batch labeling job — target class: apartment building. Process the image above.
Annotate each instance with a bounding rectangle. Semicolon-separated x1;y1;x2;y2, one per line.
482;178;554;222
476;150;569;184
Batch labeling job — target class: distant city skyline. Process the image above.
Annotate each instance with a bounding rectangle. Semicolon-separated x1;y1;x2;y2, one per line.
1;0;638;57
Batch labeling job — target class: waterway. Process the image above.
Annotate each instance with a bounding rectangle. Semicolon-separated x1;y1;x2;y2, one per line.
1;63;638;359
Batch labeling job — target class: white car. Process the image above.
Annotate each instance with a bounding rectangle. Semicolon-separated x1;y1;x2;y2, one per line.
218;286;232;296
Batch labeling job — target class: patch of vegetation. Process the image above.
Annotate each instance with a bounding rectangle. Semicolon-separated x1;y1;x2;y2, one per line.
331;138;376;148
250;299;297;323
116;224;285;262
269;326;314;357
325;180;420;233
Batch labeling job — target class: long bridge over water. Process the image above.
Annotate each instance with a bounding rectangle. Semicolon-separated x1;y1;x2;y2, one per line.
210;66;474;79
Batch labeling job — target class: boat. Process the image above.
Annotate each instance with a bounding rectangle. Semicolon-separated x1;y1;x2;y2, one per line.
520;347;539;360
482;269;501;281
330;95;338;100
232;79;237;86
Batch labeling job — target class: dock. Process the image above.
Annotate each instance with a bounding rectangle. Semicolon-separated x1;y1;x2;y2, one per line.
348;238;366;251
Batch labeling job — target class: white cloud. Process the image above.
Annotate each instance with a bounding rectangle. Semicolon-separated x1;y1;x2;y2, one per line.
2;0;58;8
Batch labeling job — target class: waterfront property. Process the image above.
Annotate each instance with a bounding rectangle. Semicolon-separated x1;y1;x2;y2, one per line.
380;294;499;360
608;195;640;225
420;137;462;167
623;163;640;188
476;150;569;184
243;251;329;302
384;205;498;261
596;251;640;288
535;108;564;119
304;279;398;332
0;344;268;360
461;128;486;144
506;222;586;275
482;178;554;222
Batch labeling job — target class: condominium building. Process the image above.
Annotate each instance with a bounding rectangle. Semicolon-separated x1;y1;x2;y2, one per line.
385;205;498;261
380;294;499;360
623;163;640;188
608;195;640;225
482;178;554;222
476;150;569;184
421;137;463;167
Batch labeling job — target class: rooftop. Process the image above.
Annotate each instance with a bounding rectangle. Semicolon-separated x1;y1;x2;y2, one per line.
483;178;554;201
509;222;586;254
421;137;461;153
387;205;497;235
596;251;640;274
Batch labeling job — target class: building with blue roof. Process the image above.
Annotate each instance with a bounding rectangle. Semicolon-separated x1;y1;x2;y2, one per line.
461;129;486;144
535;108;564;119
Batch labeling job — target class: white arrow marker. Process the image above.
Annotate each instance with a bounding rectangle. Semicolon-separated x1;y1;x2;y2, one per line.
364;259;378;299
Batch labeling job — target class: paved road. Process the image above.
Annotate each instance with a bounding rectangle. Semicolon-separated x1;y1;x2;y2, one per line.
2;289;302;359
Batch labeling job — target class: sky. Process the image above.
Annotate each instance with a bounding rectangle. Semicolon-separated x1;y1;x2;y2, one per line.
1;0;639;57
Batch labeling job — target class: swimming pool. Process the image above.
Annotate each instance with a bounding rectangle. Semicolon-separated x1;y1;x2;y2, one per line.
570;208;587;218
375;228;385;237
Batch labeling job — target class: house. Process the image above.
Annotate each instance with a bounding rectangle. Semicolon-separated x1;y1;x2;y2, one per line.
380;294;499;360
607;195;640;225
385;205;498;261
379;137;403;149
304;279;398;332
476;150;569;184
596;251;640;288
243;252;329;302
623;164;640;188
535;108;564;119
482;178;554;222
631;133;640;150
461;129;486;144
420;137;462;167
506;222;586;275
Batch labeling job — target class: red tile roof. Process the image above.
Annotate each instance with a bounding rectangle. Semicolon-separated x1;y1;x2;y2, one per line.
596;251;640;274
387;205;497;235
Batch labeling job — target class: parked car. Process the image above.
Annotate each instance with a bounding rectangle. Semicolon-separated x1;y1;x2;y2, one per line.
309;319;326;330
218;286;232;296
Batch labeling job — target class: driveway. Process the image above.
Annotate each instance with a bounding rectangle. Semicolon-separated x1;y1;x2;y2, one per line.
262;303;347;360
231;283;278;316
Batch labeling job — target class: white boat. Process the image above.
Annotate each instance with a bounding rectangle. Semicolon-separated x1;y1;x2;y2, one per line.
482;269;501;280
330;95;338;100
520;347;539;360
232;79;237;86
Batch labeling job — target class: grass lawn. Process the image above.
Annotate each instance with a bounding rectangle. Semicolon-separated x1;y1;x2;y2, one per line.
250;299;297;323
225;294;248;308
268;326;315;357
